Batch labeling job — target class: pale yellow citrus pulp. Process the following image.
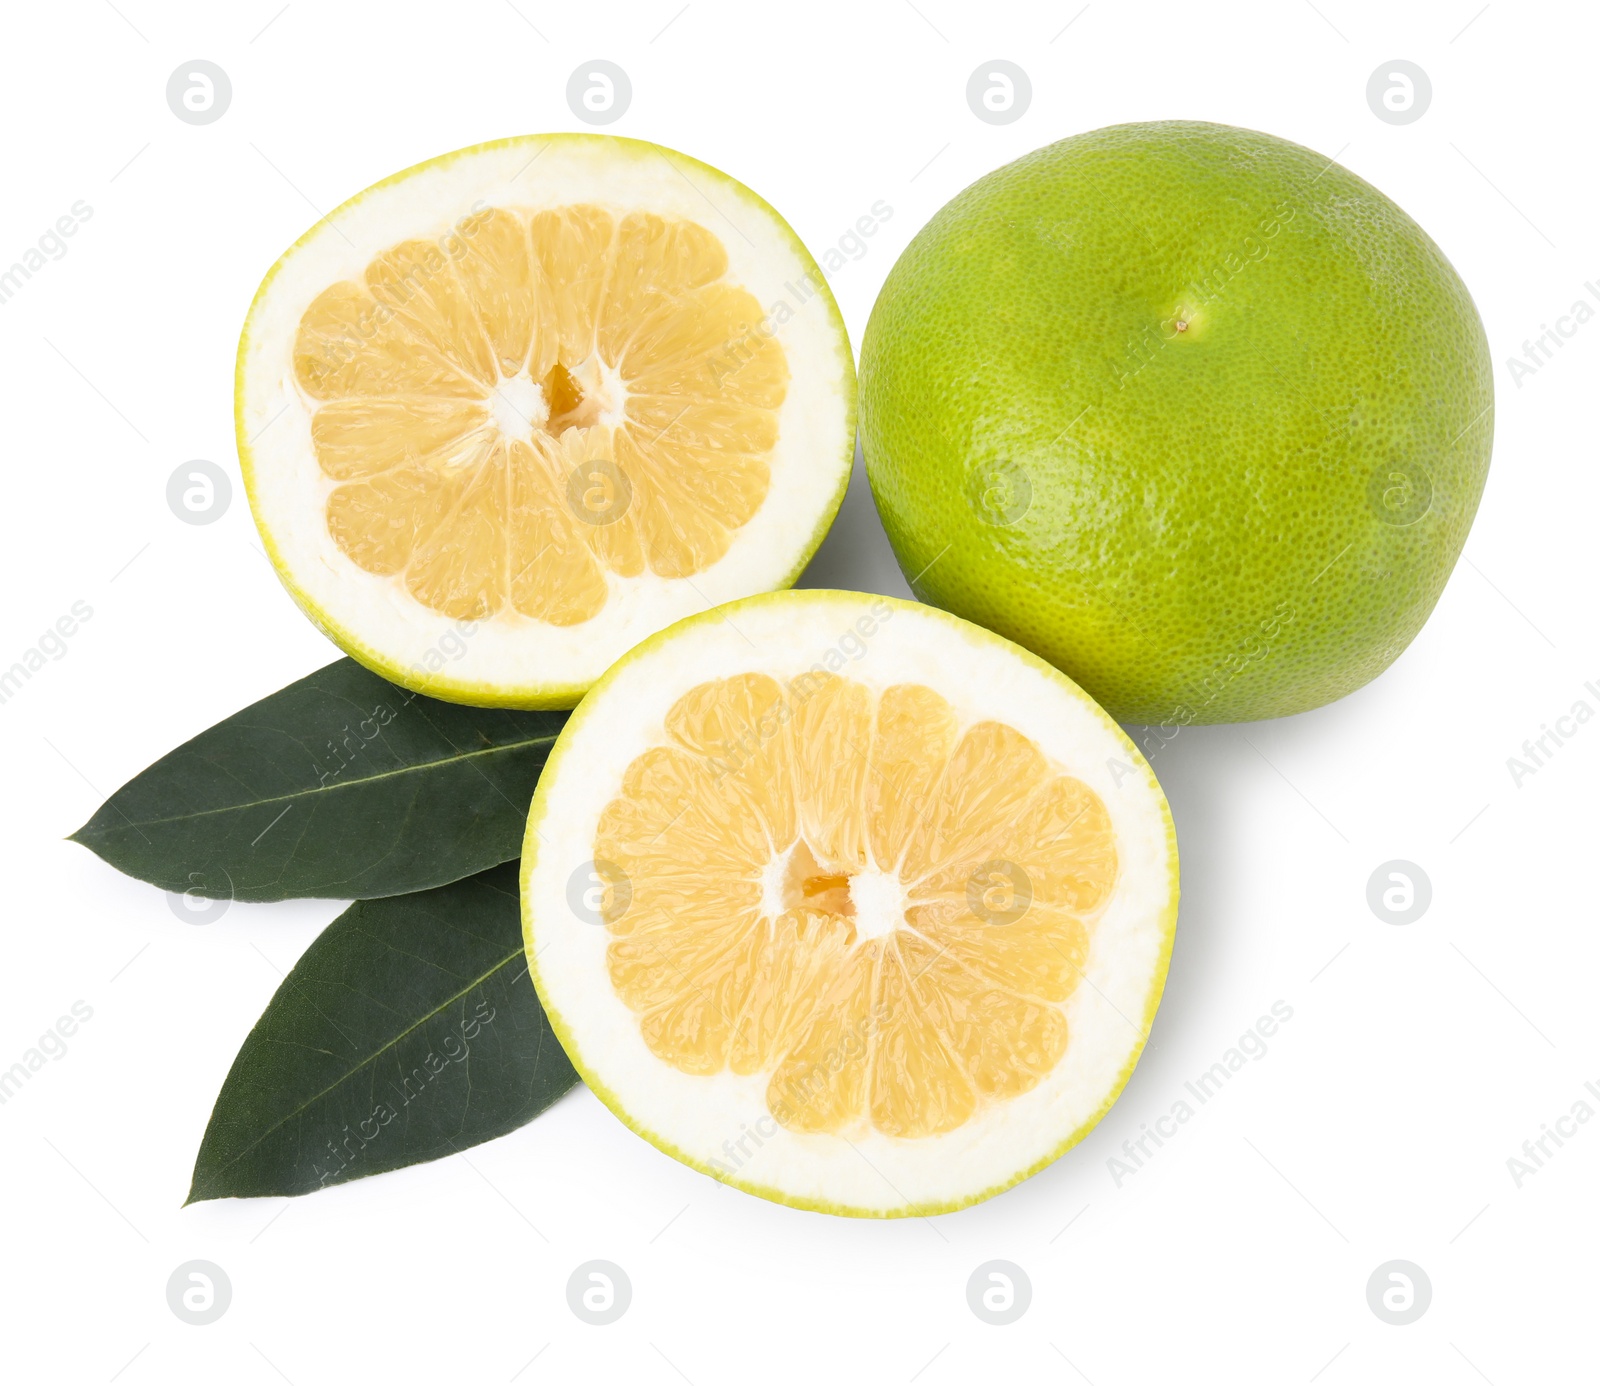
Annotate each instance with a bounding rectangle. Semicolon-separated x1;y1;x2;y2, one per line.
295;206;785;625
594;670;1119;1138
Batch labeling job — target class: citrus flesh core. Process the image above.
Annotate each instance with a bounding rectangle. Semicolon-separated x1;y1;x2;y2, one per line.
596;671;1117;1138
298;206;784;626
523;590;1178;1216
859;121;1494;725
238;135;855;708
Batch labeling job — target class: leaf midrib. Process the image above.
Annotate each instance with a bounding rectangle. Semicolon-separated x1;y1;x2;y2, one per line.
85;734;559;834
201;935;525;1183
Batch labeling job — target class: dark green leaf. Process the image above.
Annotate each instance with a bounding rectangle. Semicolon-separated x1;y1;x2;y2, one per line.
71;657;565;901
187;862;578;1201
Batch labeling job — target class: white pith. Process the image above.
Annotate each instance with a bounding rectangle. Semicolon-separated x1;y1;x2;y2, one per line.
488;373;548;443
238;137;854;701
757;851;790;923
523;592;1178;1215
847;866;907;941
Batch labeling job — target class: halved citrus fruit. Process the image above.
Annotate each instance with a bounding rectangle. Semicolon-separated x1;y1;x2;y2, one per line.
523;590;1179;1216
238;135;855;707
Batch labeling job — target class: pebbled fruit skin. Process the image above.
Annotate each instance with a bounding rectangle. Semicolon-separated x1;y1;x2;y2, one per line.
860;121;1493;726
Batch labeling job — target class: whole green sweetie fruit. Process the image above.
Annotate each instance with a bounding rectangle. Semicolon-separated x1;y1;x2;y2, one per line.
860;121;1493;726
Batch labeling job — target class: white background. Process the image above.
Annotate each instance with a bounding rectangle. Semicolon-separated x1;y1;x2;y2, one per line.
1;1;1594;1381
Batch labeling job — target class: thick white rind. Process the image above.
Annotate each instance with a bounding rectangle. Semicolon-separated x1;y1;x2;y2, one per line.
238;135;855;705
523;591;1178;1215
